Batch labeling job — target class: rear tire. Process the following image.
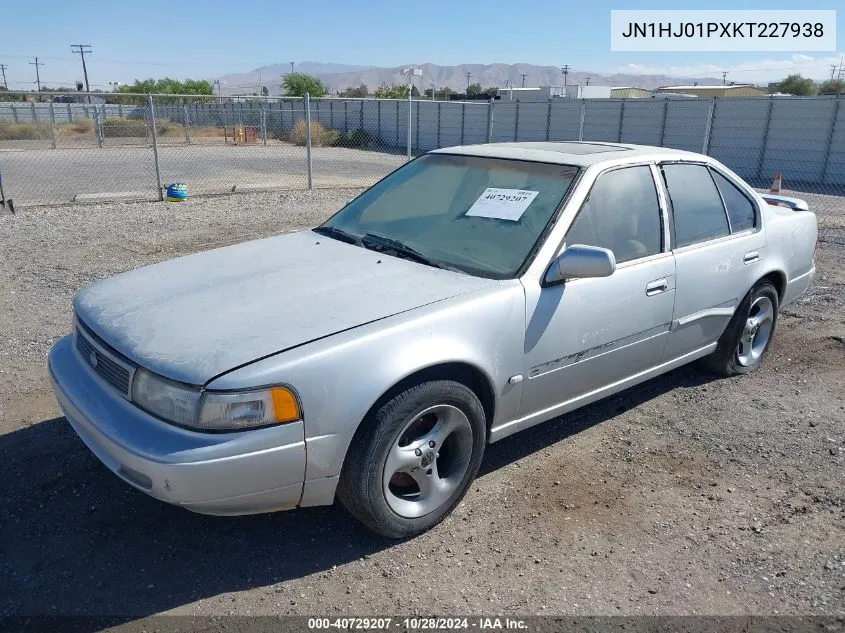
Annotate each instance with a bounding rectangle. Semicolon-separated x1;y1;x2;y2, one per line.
337;380;486;539
701;280;779;377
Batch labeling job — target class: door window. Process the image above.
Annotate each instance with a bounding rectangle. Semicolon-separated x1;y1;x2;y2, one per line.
565;166;662;264
662;164;730;248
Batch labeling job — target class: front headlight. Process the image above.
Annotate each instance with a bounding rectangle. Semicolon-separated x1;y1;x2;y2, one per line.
132;369;300;431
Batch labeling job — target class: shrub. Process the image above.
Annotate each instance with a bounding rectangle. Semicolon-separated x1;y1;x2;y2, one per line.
102;117;148;137
289;120;338;147
335;128;374;149
62;119;94;136
0;121;52;140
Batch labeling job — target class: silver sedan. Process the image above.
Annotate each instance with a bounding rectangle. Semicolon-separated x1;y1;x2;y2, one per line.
49;142;818;537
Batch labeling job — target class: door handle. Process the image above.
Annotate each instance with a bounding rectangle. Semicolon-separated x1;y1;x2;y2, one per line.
645;278;669;296
743;250;760;264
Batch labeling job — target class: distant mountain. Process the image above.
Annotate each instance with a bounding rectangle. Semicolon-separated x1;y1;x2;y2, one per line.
216;62;720;96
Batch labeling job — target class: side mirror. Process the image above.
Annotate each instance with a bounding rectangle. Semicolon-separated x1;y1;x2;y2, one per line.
544;244;616;285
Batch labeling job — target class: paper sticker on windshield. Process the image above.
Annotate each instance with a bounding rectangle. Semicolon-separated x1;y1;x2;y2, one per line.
465;188;539;222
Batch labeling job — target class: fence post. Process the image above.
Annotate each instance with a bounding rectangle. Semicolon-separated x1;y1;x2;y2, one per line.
578;101;586;141
30;102;37;124
755;96;775;179
407;93;412;161
67;103;72;123
184;104;191;145
659;100;668;146
820;96;841;186
545;100;552;141
147;94;164;201
96;105;103;148
261;101;267;146
702;99;716;154
513;101;520;141
11;104;18;123
487;99;495;143
415;100;421;152
460;103;466;145
305;93;313;191
437;101;442;147
359;100;363;131
49;102;57;149
118;104;123;118
617;100;625;142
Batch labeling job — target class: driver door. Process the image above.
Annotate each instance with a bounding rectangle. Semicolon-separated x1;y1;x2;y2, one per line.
519;164;676;421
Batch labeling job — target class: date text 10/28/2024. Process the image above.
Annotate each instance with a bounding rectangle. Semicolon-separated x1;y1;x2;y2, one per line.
308;617;528;630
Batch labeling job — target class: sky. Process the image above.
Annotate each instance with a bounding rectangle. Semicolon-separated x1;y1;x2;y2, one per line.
0;0;843;90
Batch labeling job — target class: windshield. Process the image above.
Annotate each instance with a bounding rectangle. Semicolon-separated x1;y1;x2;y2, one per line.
319;154;579;278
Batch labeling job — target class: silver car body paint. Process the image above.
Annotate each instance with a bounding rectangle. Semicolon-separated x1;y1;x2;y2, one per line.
49;142;818;515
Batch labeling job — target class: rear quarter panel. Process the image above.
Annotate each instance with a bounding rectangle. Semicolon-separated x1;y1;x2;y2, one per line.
758;200;818;305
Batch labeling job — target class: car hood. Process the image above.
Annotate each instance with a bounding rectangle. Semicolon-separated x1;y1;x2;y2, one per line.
74;229;496;385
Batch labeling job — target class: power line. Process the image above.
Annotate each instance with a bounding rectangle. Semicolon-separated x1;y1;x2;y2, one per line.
29;57;45;92
70;44;92;103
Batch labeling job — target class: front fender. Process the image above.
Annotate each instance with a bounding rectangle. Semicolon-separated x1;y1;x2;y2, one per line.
206;282;526;481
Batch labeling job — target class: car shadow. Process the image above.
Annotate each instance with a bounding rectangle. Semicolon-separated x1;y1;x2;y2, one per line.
0;364;714;624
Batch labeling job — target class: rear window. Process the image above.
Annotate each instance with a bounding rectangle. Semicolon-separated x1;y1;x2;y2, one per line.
711;170;757;232
662;164;730;248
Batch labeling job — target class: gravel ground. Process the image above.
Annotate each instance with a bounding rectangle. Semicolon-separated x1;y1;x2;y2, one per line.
0;189;843;621
0;144;404;205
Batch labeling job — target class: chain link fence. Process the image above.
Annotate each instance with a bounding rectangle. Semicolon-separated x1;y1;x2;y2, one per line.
1;92;843;213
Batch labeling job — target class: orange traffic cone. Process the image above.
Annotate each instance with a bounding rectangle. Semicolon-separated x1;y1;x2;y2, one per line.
770;172;782;193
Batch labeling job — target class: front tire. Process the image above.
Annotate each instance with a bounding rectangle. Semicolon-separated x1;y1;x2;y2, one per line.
337;380;486;539
701;280;779;377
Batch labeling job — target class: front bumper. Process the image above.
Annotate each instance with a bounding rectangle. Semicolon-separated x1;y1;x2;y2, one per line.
48;335;306;515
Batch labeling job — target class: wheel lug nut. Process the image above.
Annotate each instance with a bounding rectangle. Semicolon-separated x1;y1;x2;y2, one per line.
428;441;436;448
414;448;422;456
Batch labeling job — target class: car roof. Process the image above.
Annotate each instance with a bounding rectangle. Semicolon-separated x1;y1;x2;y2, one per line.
430;141;705;167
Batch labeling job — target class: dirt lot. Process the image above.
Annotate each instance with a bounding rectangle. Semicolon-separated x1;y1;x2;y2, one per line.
0;189;843;621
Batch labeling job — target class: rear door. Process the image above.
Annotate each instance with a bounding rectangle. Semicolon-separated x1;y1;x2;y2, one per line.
660;162;766;361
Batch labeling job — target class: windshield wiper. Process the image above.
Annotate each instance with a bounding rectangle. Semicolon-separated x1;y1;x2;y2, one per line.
312;225;363;246
361;233;463;273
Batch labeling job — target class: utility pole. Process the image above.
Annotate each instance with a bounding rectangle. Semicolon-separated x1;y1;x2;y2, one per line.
838;56;845;81
290;61;295;75
831;65;839;80
30;57;45;93
722;71;728;85
465;72;472;93
213;79;222;98
0;64;8;90
586;76;591;86
521;73;527;88
561;65;570;88
71;44;92;103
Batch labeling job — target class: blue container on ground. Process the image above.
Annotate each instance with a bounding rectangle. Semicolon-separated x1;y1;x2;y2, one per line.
166;183;188;202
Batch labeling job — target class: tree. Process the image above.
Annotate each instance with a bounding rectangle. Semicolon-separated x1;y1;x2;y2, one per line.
776;74;816;96
111;78;214;103
339;84;369;98
483;86;498;97
261;86;269;97
282;73;327;98
373;83;419;99
466;82;483;96
819;79;845;95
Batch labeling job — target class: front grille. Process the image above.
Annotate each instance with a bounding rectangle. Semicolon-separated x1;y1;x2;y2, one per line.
75;321;135;398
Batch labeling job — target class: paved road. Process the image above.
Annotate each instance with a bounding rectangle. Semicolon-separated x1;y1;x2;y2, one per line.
0;143;406;205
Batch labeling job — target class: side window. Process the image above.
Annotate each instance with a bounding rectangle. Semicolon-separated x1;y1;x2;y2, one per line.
662;164;730;248
711;170;757;232
565;166;662;264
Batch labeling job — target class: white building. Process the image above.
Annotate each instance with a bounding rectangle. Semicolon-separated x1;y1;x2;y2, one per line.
496;85;611;101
